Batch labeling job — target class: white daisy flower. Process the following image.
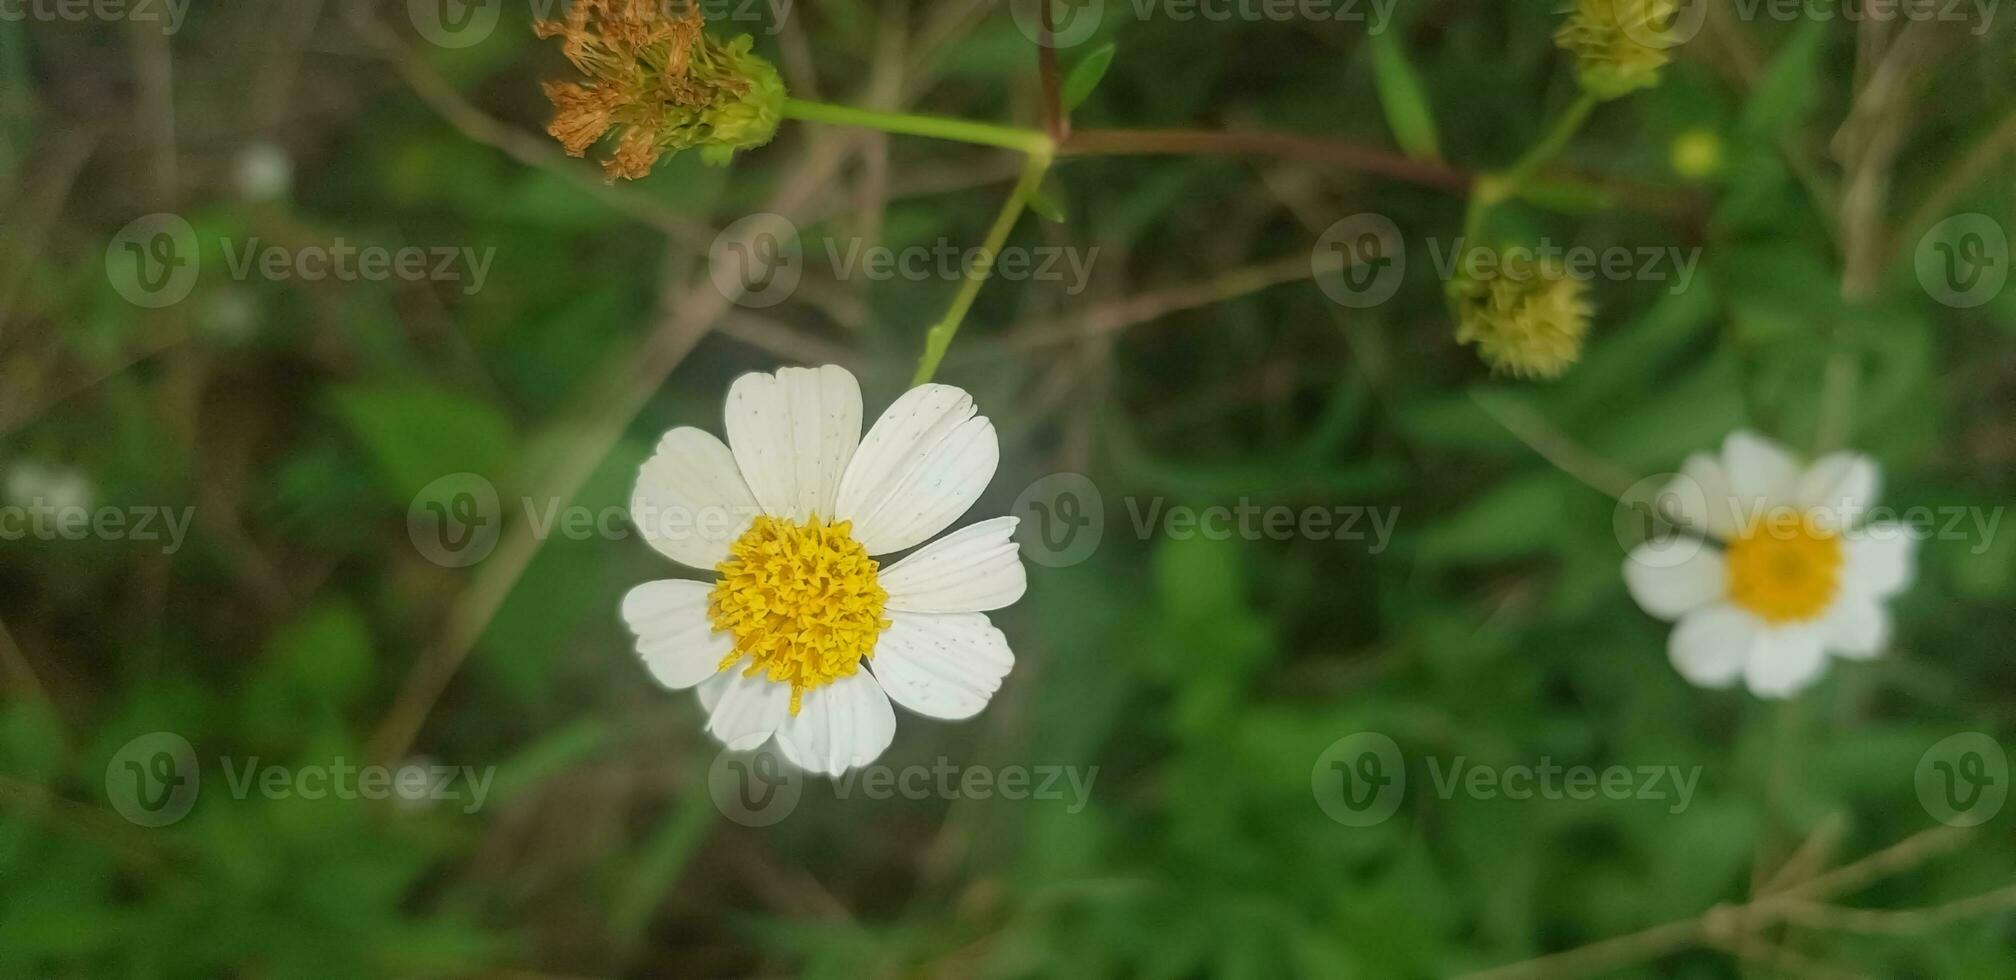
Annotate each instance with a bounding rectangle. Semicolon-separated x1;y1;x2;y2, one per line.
1623;430;1917;698
620;365;1025;776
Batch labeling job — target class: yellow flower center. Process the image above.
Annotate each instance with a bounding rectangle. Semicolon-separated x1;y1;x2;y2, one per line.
1724;509;1843;624
708;515;889;715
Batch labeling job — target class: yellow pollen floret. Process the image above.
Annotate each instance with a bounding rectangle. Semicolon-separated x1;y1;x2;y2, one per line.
708;515;890;715
1724;509;1844;624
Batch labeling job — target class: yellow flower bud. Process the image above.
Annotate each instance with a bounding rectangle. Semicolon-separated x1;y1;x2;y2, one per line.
1670;128;1723;181
1455;256;1594;379
1556;0;1679;100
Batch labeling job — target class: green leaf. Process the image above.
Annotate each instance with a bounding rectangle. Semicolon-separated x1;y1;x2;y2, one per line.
1738;19;1826;137
1368;30;1441;161
1062;42;1117;112
1028;178;1069;223
331;384;515;502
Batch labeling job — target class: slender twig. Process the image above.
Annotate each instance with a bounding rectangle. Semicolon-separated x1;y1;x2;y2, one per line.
1036;0;1068;144
1458;826;1987;980
992;252;1345;353
1471;393;1643;500
1059;128;1472;192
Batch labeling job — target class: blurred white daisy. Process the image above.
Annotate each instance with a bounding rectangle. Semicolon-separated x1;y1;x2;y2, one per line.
1623;430;1916;698
621;365;1024;776
6;460;93;515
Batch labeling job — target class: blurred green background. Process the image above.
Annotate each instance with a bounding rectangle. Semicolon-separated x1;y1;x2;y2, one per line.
1;0;2013;977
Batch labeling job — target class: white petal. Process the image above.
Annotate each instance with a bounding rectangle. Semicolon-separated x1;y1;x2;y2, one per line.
868;612;1014;720
724;365;862;522
880;517;1027;613
1744;624;1830;698
1721;430;1800;518
834;384;999;556
774;673;896;776
696;671;733;713
631;427;761;570
1662;453;1741;541
1822;597;1891;660
1794;452;1880;531
704;671;791;749
620;580;730;689
1841;524;1918;599
1623;540;1726;621
1668;603;1758;689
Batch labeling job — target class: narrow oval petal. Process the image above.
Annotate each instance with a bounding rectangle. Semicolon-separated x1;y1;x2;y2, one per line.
705;670;792;749
631;427;762;570
1842;524;1918;599
1794;452;1881;531
868;612;1015;721
775;673;897;776
724;365;862;522
1744;624;1829;698
1822;597;1891;660
880;517;1027;613
1721;430;1800;518
835;384;999;555
620;580;731;689
696;671;733;713
1623;539;1725;620
1663;452;1741;541
1668;602;1757;689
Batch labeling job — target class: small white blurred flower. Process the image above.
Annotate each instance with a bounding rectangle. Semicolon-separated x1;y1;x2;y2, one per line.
620;365;1025;777
6;460;94;515
233;142;293;202
1623;430;1917;699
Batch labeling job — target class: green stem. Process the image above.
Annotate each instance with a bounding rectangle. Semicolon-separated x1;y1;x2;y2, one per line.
912;151;1053;386
1498;91;1600;196
781;98;1053;155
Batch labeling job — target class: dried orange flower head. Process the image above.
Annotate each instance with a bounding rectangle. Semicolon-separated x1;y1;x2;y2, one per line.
536;0;784;181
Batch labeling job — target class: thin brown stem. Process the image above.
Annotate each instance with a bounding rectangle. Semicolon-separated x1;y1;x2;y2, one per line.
1060;128;1474;193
